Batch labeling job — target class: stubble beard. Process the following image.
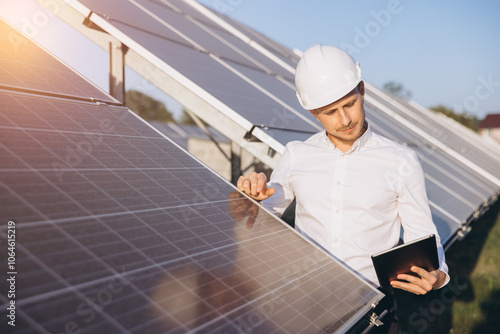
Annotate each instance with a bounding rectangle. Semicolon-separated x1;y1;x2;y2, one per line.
328;120;366;146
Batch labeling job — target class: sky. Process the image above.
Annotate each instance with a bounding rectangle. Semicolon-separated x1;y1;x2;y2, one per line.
1;0;499;119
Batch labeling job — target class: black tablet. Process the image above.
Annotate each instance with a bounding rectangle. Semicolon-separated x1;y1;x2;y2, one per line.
371;234;439;288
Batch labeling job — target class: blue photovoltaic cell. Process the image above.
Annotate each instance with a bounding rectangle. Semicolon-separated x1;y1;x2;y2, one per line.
0;91;382;334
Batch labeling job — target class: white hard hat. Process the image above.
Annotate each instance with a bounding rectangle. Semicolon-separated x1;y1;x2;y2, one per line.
295;45;362;110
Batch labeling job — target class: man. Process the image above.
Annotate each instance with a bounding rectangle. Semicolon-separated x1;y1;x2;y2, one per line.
237;45;449;332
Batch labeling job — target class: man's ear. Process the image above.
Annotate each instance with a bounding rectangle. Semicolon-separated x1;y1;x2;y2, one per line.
359;81;365;100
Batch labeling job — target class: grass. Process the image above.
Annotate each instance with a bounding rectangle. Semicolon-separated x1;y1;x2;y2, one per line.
394;198;500;334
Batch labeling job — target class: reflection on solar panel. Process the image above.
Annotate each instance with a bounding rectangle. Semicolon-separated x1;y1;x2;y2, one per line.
0;19;384;333
0;16;116;104
37;0;500;249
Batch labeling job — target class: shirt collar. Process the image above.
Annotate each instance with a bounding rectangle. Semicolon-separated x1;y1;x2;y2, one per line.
321;122;372;153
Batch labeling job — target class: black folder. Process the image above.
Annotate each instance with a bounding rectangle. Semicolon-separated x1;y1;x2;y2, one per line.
371;234;439;287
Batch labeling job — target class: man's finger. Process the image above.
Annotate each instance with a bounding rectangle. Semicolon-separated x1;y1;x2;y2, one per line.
249;172;259;196
392;267;435;294
410;266;437;290
390;280;427;295
257;174;267;193
237;176;245;191
263;186;276;197
396;273;420;284
242;176;252;194
411;266;435;282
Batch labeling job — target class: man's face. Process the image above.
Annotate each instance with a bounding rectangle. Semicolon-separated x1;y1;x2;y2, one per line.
309;83;366;150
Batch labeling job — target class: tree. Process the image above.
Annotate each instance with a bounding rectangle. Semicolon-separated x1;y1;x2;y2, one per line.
430;104;480;132
125;90;174;123
382;81;413;100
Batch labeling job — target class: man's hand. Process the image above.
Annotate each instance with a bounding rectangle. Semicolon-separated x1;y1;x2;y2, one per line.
237;172;275;201
390;267;447;295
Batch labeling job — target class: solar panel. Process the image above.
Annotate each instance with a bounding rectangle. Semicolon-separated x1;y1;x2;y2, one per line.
0;17;116;104
366;83;500;182
0;19;384;333
366;105;497;201
66;0;318;132
33;0;500;249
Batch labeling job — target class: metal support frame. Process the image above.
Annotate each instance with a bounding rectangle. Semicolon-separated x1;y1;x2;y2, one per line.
184;110;247;185
37;0;283;169
184;108;231;161
109;41;128;103
230;141;242;185
360;309;388;334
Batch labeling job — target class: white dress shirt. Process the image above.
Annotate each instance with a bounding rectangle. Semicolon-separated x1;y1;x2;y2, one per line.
263;124;449;286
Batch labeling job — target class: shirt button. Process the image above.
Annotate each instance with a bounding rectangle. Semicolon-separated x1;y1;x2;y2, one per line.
337;181;341;185
336;209;340;214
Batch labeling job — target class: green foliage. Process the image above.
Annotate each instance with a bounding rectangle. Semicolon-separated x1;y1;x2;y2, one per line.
382;81;413;100
125;90;174;123
430;104;480;132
